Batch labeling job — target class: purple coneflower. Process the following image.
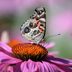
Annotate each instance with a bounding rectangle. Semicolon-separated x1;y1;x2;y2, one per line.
0;39;72;72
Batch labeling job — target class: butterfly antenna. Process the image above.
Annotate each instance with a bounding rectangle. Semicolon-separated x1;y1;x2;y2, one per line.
49;34;61;37
45;33;61;40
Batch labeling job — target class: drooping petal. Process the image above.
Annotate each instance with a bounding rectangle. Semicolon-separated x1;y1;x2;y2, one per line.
42;61;65;72
0;62;22;72
21;59;65;72
2;58;22;65
13;62;22;72
21;59;38;72
37;62;46;72
56;64;72;72
0;52;22;64
47;56;72;66
0;42;12;53
0;51;13;62
7;66;14;72
0;52;22;72
36;61;64;72
45;56;72;72
48;51;59;56
21;61;29;72
0;42;22;64
0;63;10;72
40;42;55;49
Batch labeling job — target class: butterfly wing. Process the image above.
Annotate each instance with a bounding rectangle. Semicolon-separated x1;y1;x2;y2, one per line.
20;7;46;44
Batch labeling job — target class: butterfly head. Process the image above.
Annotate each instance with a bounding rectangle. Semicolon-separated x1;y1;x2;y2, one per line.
35;7;46;15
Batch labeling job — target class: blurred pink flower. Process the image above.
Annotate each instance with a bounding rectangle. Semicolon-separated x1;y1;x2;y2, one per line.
49;11;72;34
0;0;47;14
0;0;16;14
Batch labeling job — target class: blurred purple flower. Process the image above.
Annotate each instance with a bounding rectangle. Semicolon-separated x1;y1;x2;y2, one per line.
0;42;72;72
0;0;16;14
0;0;47;14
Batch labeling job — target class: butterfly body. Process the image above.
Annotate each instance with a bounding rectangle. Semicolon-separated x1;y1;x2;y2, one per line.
20;7;46;44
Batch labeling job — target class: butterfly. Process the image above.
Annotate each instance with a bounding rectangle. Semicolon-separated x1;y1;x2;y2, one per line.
20;7;46;44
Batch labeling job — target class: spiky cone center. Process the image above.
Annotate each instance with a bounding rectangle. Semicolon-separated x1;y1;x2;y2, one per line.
12;43;48;61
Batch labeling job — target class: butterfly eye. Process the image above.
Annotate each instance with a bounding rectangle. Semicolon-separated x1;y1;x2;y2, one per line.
24;27;30;33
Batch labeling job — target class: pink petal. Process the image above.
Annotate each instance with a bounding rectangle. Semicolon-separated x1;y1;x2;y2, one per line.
0;52;22;64
40;42;55;49
21;59;38;72
48;51;59;56
0;63;14;72
36;61;64;72
21;61;29;72
45;56;72;71
7;66;13;72
42;61;64;72
3;58;22;65
0;63;9;71
0;52;13;62
37;62;45;72
47;56;72;66
0;42;12;53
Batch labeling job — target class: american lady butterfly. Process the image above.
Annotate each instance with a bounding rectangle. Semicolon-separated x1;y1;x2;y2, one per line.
20;7;46;44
